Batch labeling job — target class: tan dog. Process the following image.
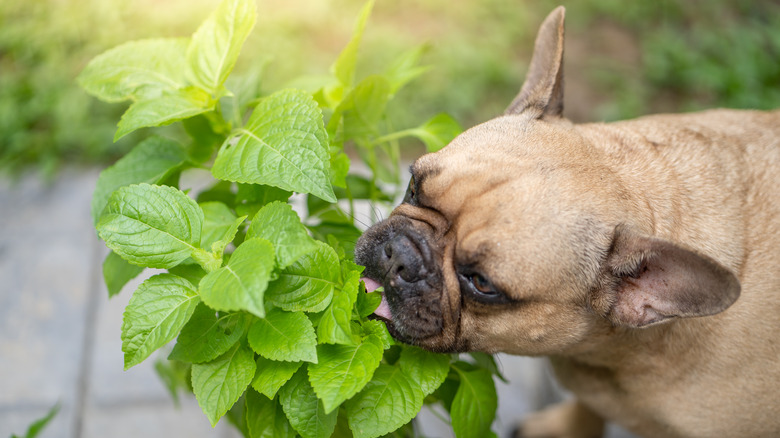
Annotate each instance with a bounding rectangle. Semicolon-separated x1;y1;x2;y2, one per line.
354;6;780;438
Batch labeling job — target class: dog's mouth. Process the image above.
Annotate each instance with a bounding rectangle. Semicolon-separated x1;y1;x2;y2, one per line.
362;277;393;322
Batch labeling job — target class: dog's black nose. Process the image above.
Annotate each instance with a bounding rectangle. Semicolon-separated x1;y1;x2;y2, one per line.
383;234;427;284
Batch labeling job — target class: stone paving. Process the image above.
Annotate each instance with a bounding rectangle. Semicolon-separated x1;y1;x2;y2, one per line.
0;169;634;438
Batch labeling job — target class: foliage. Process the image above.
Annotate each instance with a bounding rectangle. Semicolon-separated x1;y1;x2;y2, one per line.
9;404;59;438
80;1;506;437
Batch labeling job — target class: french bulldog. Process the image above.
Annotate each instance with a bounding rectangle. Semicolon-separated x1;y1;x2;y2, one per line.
354;6;780;438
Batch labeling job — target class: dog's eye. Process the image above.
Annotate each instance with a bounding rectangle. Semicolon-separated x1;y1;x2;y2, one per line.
404;175;416;204
469;273;495;295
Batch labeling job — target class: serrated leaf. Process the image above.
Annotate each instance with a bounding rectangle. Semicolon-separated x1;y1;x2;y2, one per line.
114;87;213;141
246;201;317;269
121;274;200;369
317;291;355;346
245;390;297;438
331;75;391;145
360;319;393;350
451;367;498;438
235;184;292;218
168;303;250;363
199;238;274;317
318;270;361;345
265;241;338;312
308;334;384;414
91;136;188;225
345;363;423;438
102;251;144;298
211;89;336;203
410;113;462;153
251;356;303;399
247;308;317;363
200;201;245;256
399;346;450;396
384;44;431;95
356;287;382;318
279;367;338;438
186;0;257;96
331;0;374;87
97;184;203;269
77;38;189;103
191;343;256;427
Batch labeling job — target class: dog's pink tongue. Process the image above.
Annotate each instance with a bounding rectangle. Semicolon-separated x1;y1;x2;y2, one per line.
362;278;392;321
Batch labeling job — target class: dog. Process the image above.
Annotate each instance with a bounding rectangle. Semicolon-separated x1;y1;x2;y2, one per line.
354;6;780;438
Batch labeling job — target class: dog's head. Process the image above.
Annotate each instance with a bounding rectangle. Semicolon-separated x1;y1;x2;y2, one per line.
354;7;740;355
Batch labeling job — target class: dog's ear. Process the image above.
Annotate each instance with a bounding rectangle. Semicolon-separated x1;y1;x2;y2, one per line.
596;225;740;328
505;6;565;118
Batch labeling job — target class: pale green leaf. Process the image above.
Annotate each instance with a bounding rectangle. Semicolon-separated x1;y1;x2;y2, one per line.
245;390;297;438
345;363;423;438
265;241;338;312
247;308;317;363
186;0;257;96
331;0;374;87
91;136;188;224
103;251;144;298
199;201;245;256
384;44;431;95
77;38;189;102
97;184;203;269
121;274;200;369
410;113;462;153
318;271;361;345
246;201;317;269
114;87;213;141
191;343;256;427
332;75;391;145
199;238;275;317
308;334;384;414
399;346;450;396
168;303;250;363
451;367;498;438
211;89;336;203
251;356;302;399
279;367;338;438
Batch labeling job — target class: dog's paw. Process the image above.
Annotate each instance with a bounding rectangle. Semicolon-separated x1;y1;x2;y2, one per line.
513;400;604;438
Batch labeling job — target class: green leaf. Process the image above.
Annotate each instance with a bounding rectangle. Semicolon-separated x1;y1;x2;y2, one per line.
356;287;382;318
279;367;338;438
199;238;275;318
235;184;292;218
384;44;431;95
169;303;251;363
200;201;246;256
332;75;391;145
399;346;450;396
153;358;191;407
247;308;317;363
451;367;498;438
121;274;200;369
91;136;188;224
331;0;374;87
102;251;144;298
317;270;361;345
308;334;384;414
265;241;338;313
409;113;462;153
246;201;318;269
191;343;256;427
186;0;257;97
96;184;203;269
330;151;350;189
77;38;189;102
12;403;59;438
211;89;336;203
114;87;214;141
251;356;303;399
345;364;423;438
245;390;297;438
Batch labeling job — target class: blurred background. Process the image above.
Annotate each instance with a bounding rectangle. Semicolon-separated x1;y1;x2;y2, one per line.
1;0;779;437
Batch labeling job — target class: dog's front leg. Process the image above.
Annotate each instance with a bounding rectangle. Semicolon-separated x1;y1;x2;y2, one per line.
515;399;605;438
